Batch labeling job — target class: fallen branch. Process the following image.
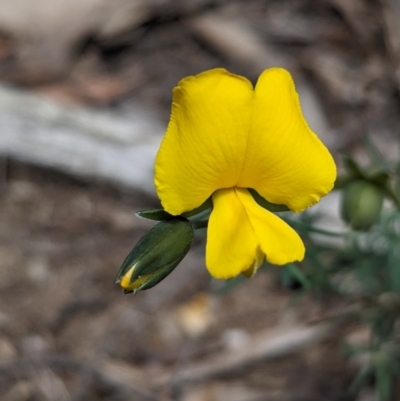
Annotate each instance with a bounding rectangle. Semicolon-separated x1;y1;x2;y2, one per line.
0;84;163;194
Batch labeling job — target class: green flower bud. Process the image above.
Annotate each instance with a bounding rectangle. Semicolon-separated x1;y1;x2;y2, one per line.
341;180;384;230
116;217;194;294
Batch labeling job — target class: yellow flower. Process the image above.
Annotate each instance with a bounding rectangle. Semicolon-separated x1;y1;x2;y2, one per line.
155;68;336;279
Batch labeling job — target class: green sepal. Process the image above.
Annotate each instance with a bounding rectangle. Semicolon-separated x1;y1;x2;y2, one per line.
136;197;213;222
136;209;172;221
249;189;290;212
116;217;194;293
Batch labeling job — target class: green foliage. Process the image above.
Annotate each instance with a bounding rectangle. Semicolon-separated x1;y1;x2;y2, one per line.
279;138;400;401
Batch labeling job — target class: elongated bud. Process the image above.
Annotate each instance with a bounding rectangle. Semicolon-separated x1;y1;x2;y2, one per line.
116;217;194;294
341;180;384;230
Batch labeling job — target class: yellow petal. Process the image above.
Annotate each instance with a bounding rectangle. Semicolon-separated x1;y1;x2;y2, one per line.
206;188;258;279
238;68;336;212
236;188;305;265
155;69;253;215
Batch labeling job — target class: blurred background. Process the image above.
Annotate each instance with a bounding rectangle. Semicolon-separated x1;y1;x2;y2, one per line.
1;0;400;400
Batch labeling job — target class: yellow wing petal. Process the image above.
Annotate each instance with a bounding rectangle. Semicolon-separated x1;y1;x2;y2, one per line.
206;188;259;279
236;188;305;265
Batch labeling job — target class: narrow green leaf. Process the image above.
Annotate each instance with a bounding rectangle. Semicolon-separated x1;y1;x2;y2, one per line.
286;264;312;290
348;364;373;394
376;361;392;401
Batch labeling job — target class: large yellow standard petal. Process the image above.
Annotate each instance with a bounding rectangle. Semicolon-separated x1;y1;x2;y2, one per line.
206;188;259;279
238;68;336;212
236;188;305;265
155;69;253;216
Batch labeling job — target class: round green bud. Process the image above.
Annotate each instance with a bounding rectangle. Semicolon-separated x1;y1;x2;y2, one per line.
116;217;194;294
340;180;384;230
